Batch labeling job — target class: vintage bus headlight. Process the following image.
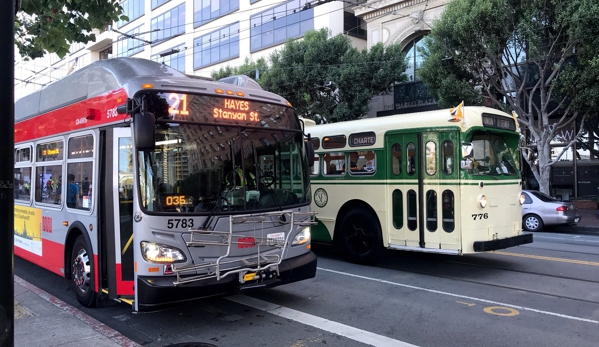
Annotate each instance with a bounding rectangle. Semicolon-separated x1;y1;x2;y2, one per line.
519;193;526;205
292;227;311;246
141;241;186;264
478;195;488;208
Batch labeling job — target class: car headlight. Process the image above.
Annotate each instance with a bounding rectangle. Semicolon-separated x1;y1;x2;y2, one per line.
478;195;488;208
519;193;526;205
292;227;311;246
141;241;186;264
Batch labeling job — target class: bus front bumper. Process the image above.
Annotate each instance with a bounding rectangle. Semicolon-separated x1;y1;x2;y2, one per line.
136;251;317;312
473;233;533;252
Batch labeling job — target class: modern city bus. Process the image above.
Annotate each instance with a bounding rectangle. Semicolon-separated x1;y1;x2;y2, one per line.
14;58;316;311
304;106;532;264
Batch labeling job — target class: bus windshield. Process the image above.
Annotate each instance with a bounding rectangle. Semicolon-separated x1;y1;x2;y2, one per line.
136;91;310;214
466;132;519;176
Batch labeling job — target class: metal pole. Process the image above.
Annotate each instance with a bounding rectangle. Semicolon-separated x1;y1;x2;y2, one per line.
573;122;578;199
0;0;15;346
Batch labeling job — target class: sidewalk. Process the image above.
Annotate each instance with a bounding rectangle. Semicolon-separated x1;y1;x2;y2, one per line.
14;275;140;347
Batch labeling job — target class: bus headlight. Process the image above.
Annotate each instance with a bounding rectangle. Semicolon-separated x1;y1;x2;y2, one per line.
141;241;186;264
292;227;311;246
519;193;526;205
478;195;488;208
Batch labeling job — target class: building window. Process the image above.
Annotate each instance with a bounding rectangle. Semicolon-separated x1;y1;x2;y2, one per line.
403;35;427;81
151;4;186;44
117;0;145;28
194;0;239;27
250;0;313;52
152;44;186;72
152;0;170;9
193;22;239;69
343;11;366;39
116;25;145;57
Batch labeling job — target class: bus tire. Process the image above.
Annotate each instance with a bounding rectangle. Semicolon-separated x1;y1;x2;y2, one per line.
523;214;543;232
339;209;384;264
71;235;97;307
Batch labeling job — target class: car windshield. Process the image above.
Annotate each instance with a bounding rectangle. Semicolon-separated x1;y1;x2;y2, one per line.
136;91;310;214
464;132;519;176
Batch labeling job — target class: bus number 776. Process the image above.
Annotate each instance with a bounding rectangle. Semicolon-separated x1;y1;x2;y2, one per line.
472;214;489;220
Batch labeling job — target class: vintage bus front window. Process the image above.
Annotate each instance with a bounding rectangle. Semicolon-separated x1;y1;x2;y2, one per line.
136;95;310;214
466;132;519;176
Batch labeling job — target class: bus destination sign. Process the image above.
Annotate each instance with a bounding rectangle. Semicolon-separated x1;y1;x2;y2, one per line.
349;132;376;147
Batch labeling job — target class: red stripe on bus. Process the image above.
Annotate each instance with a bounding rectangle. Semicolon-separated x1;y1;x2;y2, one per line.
15;238;64;277
15;88;129;142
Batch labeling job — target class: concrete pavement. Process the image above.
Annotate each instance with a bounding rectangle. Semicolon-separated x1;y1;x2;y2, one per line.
13;276;140;347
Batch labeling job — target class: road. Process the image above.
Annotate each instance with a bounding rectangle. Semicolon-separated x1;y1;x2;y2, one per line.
15;229;599;347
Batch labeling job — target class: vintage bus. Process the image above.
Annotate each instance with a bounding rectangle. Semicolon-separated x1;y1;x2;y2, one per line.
305;106;532;263
14;58;316;311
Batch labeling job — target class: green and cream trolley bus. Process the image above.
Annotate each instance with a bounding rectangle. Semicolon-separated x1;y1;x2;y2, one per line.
305;106;532;263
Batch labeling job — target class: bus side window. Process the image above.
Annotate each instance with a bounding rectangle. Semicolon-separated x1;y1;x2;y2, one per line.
311;154;320;176
441;140;454;175
407;142;416;175
392;143;402;175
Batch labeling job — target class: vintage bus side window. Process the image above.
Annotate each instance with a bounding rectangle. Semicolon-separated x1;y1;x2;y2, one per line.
407;142;416;175
311;137;320;150
392;189;403;229
407;189;417;231
66;135;95;210
322;135;346;149
348;150;376;175
311;154;320;176
441;140;454;175
425;141;436;176
392;143;402;175
35;140;64;205
323;152;345;175
426;190;438;231
442;190;455;232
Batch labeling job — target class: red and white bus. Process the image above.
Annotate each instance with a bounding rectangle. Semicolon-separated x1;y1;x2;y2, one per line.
14;58;316;311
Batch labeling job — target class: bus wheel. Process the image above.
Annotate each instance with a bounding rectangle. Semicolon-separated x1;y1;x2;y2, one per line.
523;214;543;232
339;209;384;264
71;235;96;307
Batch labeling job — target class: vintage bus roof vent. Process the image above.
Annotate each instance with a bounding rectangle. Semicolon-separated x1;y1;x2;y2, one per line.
218;75;263;90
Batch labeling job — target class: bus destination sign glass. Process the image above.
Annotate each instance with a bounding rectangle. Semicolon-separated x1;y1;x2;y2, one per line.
349;132;376;147
482;114;516;131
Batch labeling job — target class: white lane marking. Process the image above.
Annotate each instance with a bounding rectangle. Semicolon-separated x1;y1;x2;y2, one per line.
227;295;419;347
318;267;599;325
533;235;599;243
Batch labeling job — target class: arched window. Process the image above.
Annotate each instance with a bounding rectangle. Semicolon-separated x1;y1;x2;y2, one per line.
403;35;427;82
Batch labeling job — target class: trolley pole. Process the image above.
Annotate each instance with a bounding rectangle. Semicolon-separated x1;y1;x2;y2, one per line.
0;0;15;346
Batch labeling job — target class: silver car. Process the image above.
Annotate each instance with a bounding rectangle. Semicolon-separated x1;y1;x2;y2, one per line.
521;190;581;231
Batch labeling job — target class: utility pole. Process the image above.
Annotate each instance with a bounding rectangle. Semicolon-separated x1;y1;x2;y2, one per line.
0;0;15;345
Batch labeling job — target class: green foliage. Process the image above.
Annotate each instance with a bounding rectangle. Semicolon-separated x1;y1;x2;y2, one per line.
16;0;127;60
418;0;599;193
211;57;269;82
214;28;408;121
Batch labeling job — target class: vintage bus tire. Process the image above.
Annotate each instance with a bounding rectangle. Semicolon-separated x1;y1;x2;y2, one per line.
523;214;544;232
71;235;97;307
338;209;384;264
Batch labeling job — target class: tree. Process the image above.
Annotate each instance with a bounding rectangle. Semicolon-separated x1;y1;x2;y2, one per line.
213;28;408;122
418;0;599;194
16;0;126;59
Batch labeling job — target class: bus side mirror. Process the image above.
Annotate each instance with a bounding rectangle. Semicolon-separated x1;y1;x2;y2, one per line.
305;135;315;167
117;99;134;115
134;112;155;151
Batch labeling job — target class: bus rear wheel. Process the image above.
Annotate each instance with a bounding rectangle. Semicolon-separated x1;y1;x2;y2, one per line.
339;209;384;264
71;235;96;307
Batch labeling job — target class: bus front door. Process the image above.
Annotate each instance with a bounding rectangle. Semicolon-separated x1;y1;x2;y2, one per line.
420;132;460;252
104;128;135;300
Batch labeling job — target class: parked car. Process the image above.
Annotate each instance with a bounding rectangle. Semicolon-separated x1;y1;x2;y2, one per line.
521;190;581;231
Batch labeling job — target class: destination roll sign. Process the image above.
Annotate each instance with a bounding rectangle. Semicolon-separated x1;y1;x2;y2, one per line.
213;98;260;122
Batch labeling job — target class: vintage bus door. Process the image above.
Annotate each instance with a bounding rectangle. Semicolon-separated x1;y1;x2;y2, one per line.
103;128;135;300
386;131;460;252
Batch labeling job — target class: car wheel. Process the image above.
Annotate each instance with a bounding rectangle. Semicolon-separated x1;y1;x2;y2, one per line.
523;214;544;232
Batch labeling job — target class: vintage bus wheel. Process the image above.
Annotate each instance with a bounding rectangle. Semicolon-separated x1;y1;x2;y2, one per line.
71;235;96;307
339;209;384;264
523;214;543;232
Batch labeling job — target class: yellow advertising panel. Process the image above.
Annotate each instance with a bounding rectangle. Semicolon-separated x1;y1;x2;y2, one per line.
14;206;42;256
